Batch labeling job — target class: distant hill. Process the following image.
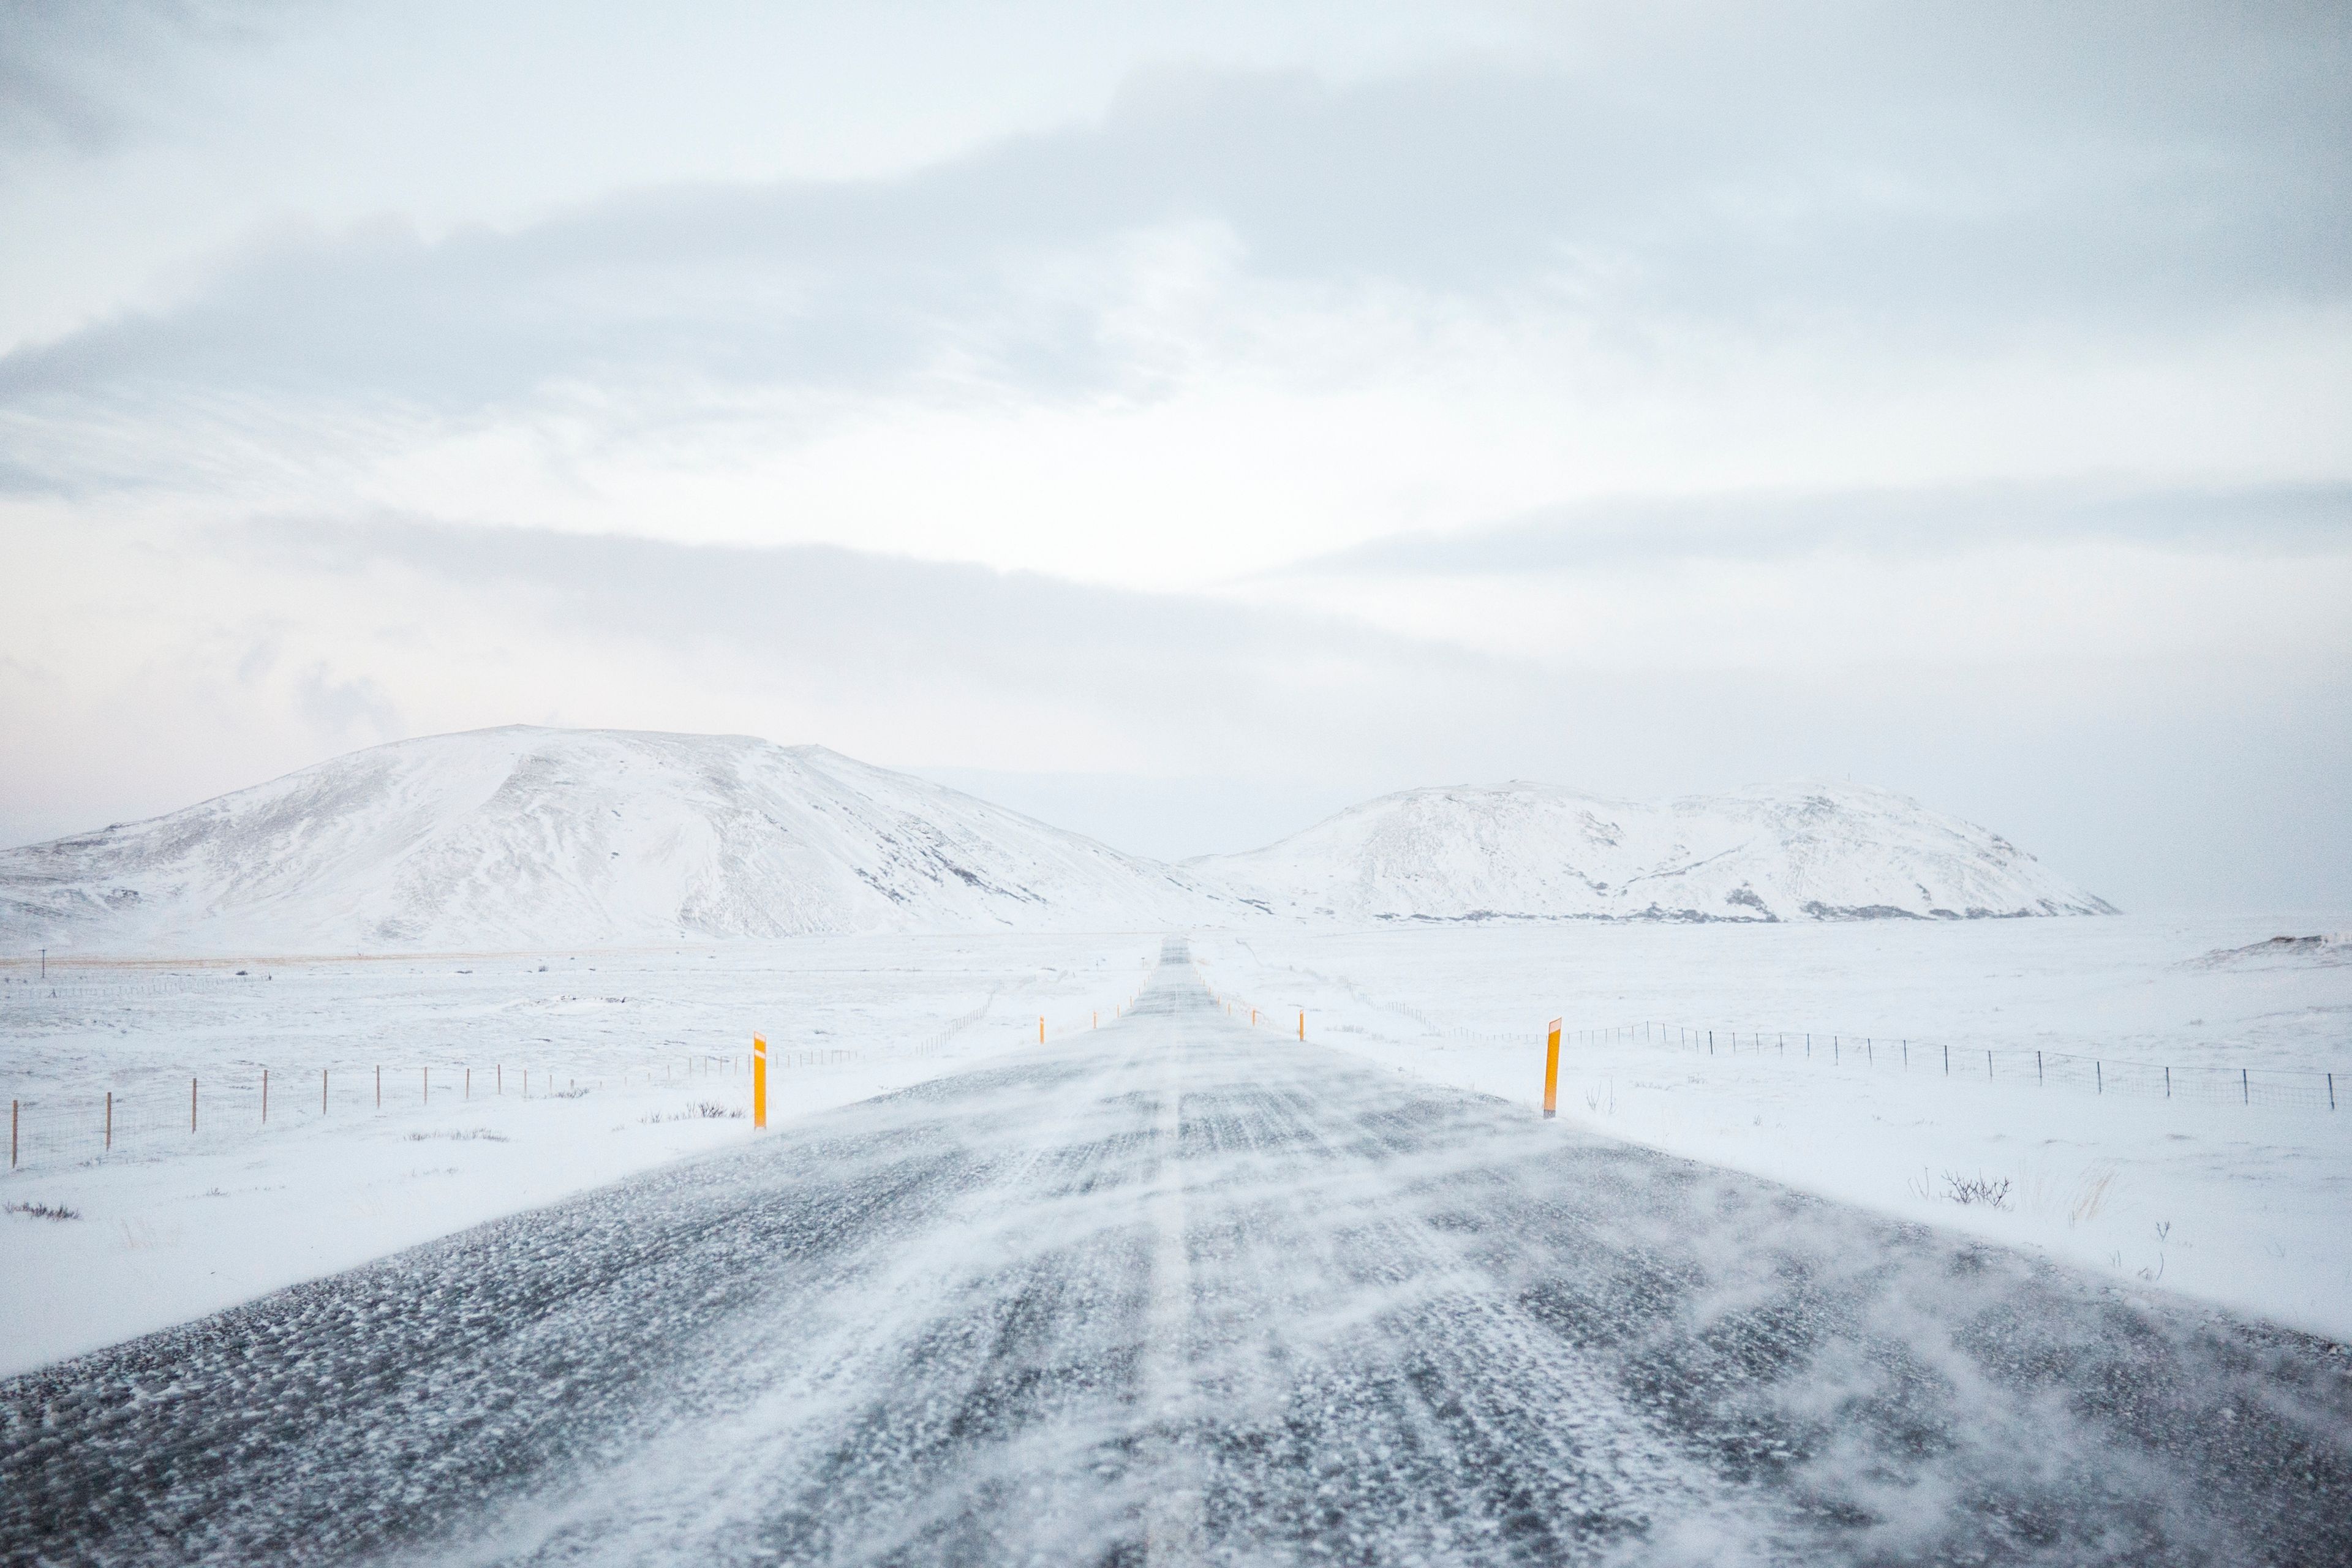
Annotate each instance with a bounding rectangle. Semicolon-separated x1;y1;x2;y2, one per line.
0;733;2114;952
0;727;1232;952
1183;780;2115;924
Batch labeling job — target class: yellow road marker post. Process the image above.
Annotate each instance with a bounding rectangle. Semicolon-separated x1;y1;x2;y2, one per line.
1542;1018;1562;1119
1039;1015;1046;1043
753;1035;768;1130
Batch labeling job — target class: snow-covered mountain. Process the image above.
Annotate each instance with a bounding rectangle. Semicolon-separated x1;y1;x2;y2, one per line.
1;733;2112;952
1185;780;2114;924
0;727;1232;952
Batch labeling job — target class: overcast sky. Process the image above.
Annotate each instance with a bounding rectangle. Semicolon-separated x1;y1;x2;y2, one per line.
2;1;2346;910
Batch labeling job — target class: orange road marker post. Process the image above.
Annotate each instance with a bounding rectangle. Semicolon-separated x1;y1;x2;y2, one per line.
1298;1011;1305;1041
1542;1019;1562;1120
1039;1015;1046;1044
753;1035;768;1130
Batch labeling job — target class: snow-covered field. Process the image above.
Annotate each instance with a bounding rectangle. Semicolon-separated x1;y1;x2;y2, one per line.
0;933;1161;1374
7;915;2347;1382
1193;913;2352;1342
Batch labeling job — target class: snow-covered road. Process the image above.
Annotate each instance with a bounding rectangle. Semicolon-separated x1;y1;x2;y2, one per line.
6;941;2349;1566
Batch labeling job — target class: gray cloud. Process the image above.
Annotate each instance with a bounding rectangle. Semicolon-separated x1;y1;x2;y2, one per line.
3;4;2346;491
292;659;400;741
232;514;1543;756
1276;481;2352;576
0;1;296;159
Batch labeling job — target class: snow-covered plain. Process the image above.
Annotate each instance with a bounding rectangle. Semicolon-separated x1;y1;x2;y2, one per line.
7;916;2347;1383
1193;914;2352;1342
0;934;1161;1375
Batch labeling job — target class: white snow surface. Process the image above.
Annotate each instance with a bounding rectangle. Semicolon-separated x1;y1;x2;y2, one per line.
0;727;1235;953
1193;914;2352;1343
0;934;1163;1376
1188;778;2115;924
4;916;2345;1378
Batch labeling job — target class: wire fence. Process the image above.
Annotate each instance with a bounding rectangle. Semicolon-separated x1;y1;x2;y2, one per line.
3;1049;793;1175
4;983;1151;1177
1;976;194;1005
1190;957;2341;1118
1551;1022;2341;1112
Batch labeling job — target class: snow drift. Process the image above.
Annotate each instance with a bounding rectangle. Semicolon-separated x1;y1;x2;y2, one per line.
0;727;1231;952
1185;780;2114;924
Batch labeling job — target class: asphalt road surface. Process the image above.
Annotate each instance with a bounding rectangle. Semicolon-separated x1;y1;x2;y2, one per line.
6;941;2350;1566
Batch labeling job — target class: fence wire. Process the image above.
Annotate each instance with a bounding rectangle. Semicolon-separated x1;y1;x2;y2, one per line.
3;1052;783;1175
5;993;1112;1176
1554;1023;2340;1112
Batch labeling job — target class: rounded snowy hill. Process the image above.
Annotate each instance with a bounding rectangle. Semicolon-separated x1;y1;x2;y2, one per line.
1184;780;2114;924
0;727;1229;953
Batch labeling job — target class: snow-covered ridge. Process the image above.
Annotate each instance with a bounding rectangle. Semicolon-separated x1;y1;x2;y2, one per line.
1183;780;2114;924
0;731;2113;952
0;727;1235;952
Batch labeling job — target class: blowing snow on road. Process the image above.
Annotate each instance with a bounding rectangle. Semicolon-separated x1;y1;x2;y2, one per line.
6;941;2350;1566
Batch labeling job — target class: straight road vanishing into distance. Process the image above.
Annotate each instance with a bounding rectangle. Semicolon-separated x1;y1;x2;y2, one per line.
5;941;2349;1566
